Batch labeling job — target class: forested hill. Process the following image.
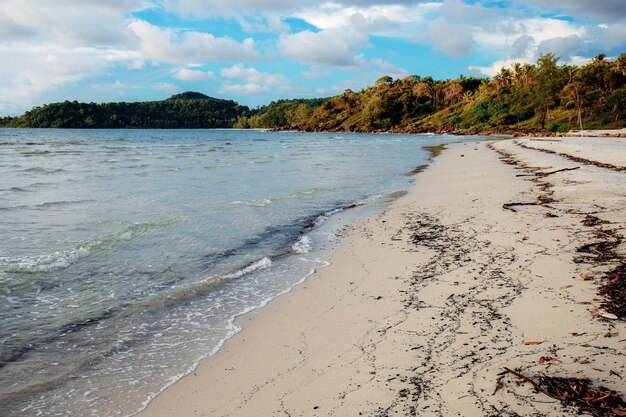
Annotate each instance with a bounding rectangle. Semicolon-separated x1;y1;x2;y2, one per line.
2;92;249;128
242;53;626;134
2;53;625;133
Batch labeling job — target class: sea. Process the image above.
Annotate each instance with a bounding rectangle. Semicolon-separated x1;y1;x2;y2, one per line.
0;129;484;416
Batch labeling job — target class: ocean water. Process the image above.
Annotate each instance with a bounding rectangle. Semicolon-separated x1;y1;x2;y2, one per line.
0;129;481;416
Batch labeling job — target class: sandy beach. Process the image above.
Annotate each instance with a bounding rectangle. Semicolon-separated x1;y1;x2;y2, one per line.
138;137;625;417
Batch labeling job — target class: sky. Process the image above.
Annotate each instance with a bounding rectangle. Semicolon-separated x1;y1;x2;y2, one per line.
1;0;625;115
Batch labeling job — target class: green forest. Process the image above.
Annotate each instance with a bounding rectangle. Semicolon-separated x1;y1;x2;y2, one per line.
1;92;248;128
2;53;625;133
243;53;626;134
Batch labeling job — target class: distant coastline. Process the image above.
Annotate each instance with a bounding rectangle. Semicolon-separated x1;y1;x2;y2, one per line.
2;52;625;135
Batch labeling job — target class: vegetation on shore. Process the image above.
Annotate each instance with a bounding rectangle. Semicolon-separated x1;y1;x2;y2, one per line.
2;53;625;134
1;92;248;128
248;53;625;134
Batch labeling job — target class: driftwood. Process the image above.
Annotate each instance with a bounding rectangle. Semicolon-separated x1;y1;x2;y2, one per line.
502;202;540;212
536;166;580;177
504;367;551;396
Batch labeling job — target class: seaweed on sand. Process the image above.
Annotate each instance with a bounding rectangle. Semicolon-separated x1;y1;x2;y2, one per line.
503;368;626;416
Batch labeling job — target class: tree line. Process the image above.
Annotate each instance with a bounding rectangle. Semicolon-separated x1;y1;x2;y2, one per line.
2;53;625;133
246;52;626;134
1;92;249;128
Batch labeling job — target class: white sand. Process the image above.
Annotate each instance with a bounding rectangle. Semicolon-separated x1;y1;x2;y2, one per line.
137;137;625;417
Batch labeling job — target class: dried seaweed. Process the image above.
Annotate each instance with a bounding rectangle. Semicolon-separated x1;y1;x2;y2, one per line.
515;141;626;172
598;264;626;319
583;215;610;227
538;375;626;417
575;228;622;264
504;368;626;416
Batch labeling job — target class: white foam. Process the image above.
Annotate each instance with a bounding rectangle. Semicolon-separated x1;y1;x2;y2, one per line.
8;245;92;273
231;198;272;208
224;257;273;280
291;235;312;254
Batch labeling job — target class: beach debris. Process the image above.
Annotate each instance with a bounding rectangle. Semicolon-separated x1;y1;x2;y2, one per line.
560;284;573;289
503;368;626;416
604;331;619;338
590;308;619;321
582;215;609;227
538;356;561;366
536;166;581;177
502;202;540;212
503;367;550;396
523;341;544;345
576;230;622;263
514;141;626;172
598;264;626;320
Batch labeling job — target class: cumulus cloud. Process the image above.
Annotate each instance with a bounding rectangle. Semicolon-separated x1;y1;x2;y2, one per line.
173;68;216;81
420;17;474;57
0;0;145;46
278;28;368;67
129;20;260;64
293;3;439;38
219;64;293;94
511;34;535;58
518;0;626;22
537;34;586;57
0;44;142;114
0;44;140;97
164;0;435;20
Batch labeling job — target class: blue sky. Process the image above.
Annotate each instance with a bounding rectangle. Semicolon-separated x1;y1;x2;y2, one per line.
1;0;625;115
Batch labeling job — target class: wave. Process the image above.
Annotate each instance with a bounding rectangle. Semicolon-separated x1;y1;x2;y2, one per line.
33;199;96;209
22;167;66;174
223;257;273;279
231;198;273;208
20;150;51;156
1;220;176;274
291;235;312;254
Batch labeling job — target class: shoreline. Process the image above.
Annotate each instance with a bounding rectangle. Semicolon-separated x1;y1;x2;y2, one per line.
138;137;625;416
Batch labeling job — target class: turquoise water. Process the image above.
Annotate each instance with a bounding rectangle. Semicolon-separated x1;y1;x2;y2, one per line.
0;129;482;416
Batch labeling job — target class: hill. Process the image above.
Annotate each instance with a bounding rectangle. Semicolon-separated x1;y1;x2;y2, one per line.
258;53;626;134
3;92;249;128
2;52;625;133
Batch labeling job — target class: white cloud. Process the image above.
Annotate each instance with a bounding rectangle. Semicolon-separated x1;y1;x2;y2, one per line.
218;83;270;94
278;28;368;67
0;0;146;46
129;20;261;64
420;17;474;56
0;43;142;114
0;44;140;98
153;82;179;93
219;64;293;94
518;0;626;22
537;34;585;57
163;0;303;18
173;68;216;81
293;3;439;38
591;22;626;51
163;0;435;20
